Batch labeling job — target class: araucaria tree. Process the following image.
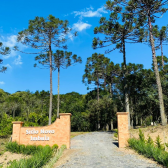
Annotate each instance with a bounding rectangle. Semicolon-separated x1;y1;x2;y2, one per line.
17;15;76;125
153;25;168;69
0;42;10;72
35;50;82;118
83;53;110;102
83;53;110;129
127;0;168;125
92;0;143;128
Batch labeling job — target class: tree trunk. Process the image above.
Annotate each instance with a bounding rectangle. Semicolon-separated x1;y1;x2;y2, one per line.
122;35;130;128
130;100;134;129
57;67;60;118
161;40;164;69
13;109;15;118
97;75;100;130
104;75;106;91
141;117;143;126
48;33;52;125
131;119;133;128
136;115;138;126
148;13;167;126
111;120;113;130
106;124;109;131
97;75;99;102
27;108;29;121
110;78;113;98
109;83;112;98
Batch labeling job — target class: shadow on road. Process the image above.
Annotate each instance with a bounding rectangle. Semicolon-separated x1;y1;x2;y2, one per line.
112;141;119;147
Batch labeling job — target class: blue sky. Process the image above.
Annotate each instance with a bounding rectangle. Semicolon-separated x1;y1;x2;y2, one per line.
0;0;168;95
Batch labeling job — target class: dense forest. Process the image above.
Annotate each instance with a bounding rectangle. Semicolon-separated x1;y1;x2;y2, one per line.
1;55;168;137
1;0;168;137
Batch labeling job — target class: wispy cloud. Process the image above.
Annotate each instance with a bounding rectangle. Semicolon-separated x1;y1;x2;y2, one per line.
73;21;91;32
0;35;26;59
0;81;5;85
1;35;17;59
70;6;107;33
13;55;22;65
3;35;17;48
73;6;107;19
5;64;12;69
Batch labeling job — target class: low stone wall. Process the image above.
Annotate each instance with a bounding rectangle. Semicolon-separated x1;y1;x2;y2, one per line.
12;113;71;149
117;112;129;148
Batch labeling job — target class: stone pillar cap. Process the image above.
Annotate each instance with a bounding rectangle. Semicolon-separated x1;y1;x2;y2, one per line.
12;121;24;124
117;112;129;115
59;113;72;116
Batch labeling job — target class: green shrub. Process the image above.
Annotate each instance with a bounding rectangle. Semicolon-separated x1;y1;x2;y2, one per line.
0;114;13;138
19;145;26;154
52;144;58;151
139;129;145;142
6;142;59;167
37;145;43;151
6;141;20;153
114;133;118;138
147;135;154;145
25;145;37;155
8;145;53;168
155;135;164;150
128;138;168;167
113;129;118;138
6;142;37;155
43;145;67;168
144;115;153;126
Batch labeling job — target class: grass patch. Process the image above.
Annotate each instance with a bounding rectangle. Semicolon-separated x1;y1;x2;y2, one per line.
4;142;59;168
0;136;11;155
130;124;168;134
8;145;53;168
112;129;118;138
42;145;66;168
6;141;40;155
128;129;168;167
70;132;88;139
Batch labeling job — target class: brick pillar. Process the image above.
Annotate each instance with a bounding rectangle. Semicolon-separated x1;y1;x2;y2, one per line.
59;113;71;149
117;112;129;148
12;121;24;144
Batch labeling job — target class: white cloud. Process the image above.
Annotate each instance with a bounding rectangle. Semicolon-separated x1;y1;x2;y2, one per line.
73;6;107;19
0;34;27;59
0;35;17;59
13;55;22;65
0;81;5;85
73;21;91;32
68;32;74;41
3;35;17;48
5;64;12;69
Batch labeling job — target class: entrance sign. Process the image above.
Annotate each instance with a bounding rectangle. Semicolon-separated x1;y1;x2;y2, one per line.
12;113;71;149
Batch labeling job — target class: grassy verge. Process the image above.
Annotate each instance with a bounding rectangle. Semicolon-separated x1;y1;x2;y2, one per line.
0;132;86;167
112;129;118;138
0;136;11;155
70;132;88;139
42;145;66;168
128;129;168;167
8;145;53;168
4;142;59;168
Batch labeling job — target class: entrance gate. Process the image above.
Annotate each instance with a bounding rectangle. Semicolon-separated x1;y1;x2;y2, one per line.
12;113;71;149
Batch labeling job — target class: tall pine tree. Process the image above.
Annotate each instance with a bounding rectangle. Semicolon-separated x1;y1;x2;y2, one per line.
17;15;76;125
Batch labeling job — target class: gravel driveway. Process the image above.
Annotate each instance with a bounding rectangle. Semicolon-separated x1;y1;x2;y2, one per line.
56;132;162;168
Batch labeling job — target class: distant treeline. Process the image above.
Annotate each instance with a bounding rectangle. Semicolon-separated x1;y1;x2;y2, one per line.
1;57;168;137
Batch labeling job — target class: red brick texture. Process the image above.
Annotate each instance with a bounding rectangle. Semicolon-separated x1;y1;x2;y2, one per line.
12;113;71;149
117;112;129;148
